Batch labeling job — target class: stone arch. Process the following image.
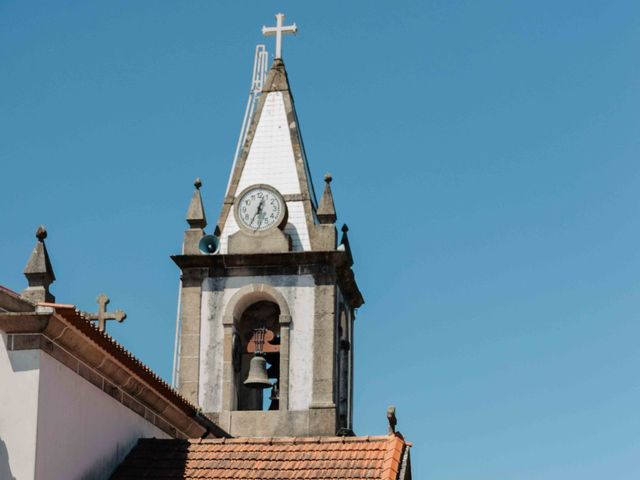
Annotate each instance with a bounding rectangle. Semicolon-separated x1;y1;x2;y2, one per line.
223;283;291;326
221;283;291;411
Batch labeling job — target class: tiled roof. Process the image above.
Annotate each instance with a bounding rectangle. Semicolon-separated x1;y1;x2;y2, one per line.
111;434;410;479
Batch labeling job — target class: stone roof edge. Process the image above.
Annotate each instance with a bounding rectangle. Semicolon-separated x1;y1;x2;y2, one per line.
398;442;412;480
0;285;35;312
137;432;407;446
0;306;229;439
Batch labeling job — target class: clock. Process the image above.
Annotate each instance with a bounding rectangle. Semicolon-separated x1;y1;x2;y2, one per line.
234;184;287;233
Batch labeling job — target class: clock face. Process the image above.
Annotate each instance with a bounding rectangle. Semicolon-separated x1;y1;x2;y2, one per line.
236;185;285;232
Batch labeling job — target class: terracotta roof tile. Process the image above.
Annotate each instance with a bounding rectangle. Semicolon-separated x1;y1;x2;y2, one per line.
111;435;409;480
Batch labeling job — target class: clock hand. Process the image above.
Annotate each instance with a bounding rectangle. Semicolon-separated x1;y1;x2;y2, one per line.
254;199;268;230
255;214;264;232
249;209;259;227
250;198;265;228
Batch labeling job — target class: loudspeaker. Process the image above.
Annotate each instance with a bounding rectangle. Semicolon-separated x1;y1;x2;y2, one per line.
198;234;220;255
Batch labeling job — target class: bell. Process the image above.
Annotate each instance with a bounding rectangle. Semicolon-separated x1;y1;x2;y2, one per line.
243;354;271;389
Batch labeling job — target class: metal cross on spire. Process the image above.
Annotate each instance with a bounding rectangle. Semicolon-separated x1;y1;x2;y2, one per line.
262;13;297;60
85;293;127;332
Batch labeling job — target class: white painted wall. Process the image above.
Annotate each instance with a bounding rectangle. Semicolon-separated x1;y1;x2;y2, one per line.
199;275;315;412
282;201;311;251
34;352;169;480
0;333;40;480
0;333;169;480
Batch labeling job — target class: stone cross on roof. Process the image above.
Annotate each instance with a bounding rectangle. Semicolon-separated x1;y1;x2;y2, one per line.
262;13;297;60
85;293;126;332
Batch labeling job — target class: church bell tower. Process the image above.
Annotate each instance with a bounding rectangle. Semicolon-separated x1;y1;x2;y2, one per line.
172;14;363;437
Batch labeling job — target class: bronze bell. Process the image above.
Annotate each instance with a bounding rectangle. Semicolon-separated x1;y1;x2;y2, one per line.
244;354;271;389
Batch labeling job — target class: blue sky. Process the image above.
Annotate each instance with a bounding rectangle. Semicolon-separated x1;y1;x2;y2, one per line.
2;1;640;478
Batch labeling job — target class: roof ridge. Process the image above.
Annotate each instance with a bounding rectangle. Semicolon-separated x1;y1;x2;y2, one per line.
207;434;393;445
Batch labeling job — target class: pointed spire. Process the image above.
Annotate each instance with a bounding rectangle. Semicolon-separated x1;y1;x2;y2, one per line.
183;178;207;255
317;173;337;224
186;177;207;229
217;56;319;252
262;58;290;93
22;225;56;304
338;224;353;263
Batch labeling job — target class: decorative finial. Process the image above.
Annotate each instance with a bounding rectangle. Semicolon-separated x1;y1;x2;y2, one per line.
36;225;47;241
338;223;353;261
262;13;297;60
22;225;56;304
317;174;337;224
387;405;397;434
186;178;207;230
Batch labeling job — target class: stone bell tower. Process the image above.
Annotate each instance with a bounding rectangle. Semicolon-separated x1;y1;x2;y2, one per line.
172;15;363;438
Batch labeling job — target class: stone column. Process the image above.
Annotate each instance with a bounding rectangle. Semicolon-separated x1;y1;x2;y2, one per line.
177;268;205;405
220;322;235;412
278;313;291;410
309;272;337;435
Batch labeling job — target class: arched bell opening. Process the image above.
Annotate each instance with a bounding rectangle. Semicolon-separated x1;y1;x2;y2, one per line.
222;283;291;413
234;300;281;411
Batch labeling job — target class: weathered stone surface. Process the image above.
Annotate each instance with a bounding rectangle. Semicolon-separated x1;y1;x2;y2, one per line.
41;337;79;372
78;362;104;390
226;410;310;437
183;229;205;255
179;381;199;405
312;224;337;250
228;229;290;254
11;334;42;350
178;357;199;386
176;269;204;400
309;406;337;436
179;333;200;358
22;225;56;303
317;174;337;224
186;178;207;229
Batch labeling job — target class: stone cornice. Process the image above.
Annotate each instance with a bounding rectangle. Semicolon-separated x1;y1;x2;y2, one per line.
0;286;35;312
171;251;364;308
0;309;229;439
